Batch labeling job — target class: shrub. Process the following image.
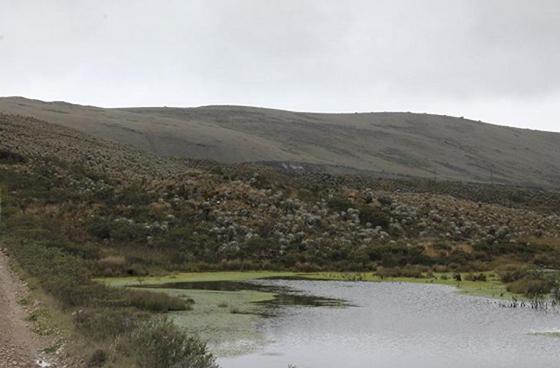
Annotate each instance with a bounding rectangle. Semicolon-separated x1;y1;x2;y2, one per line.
97;255;127;276
507;278;553;297
376;266;425;278
74;308;145;341
433;242;452;251
500;268;558;297
465;273;487;282
358;206;390;228
131;318;218;368
45;240;100;260
124;289;192;312
500;268;532;283
109;221;147;242
88;220;112;240
0;149;27;164
87;349;108;367
117;185;158;206
6;240;94;307
327;196;353;212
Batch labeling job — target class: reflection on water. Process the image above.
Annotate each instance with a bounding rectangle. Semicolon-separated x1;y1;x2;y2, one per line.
142;280;348;309
218;280;560;368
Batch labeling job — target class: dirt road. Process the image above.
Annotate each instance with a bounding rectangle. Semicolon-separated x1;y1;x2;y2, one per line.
0;249;51;368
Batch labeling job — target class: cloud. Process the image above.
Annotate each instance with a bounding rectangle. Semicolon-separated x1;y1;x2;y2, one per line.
0;0;558;131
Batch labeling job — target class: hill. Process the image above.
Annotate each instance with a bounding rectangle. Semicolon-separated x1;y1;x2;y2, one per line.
2;97;560;189
2;112;560;366
2;111;560;275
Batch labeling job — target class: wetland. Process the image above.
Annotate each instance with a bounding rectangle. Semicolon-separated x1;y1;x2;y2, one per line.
103;273;560;368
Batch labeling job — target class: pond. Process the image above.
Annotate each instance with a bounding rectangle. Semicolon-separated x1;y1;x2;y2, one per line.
216;279;560;368
139;278;560;368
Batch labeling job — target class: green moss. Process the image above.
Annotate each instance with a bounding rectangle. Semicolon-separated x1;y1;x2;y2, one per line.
97;271;297;287
530;331;560;338
99;270;514;300
300;272;514;299
133;287;275;356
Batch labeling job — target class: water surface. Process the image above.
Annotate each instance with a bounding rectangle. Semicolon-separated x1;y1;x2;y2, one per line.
217;280;560;368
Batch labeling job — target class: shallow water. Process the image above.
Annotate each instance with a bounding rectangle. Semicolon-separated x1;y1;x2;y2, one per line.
142;280;346;308
217;280;560;368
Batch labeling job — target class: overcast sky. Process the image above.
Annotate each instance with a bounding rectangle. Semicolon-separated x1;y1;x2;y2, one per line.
1;0;559;131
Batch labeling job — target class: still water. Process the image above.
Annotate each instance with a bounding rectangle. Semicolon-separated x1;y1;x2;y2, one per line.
217;280;560;368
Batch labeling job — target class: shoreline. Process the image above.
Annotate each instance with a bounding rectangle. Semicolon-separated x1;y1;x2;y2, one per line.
98;270;514;300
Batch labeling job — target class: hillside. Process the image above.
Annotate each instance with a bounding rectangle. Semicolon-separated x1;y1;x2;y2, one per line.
2;97;560;189
2;112;560;274
2;112;560;366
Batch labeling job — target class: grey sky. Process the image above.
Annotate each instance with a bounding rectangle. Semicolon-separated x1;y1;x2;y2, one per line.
1;0;559;131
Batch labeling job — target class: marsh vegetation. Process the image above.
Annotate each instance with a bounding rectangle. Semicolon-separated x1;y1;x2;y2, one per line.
104;275;560;368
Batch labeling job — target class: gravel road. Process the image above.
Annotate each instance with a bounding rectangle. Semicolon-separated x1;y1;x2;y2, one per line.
0;249;51;368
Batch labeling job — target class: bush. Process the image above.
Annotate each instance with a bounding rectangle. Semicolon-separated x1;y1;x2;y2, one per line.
358;206;390;228
116;185;158;206
74;308;145;341
500;268;558;297
131;318;218;368
327;196;353;212
507;278;553;297
87;349;108;367
125;289;192;312
6;240;94;307
88;220;112;240
377;266;425;278
110;221;147;242
465;273;487;282
367;243;432;267
0;149;27;164
500;268;529;283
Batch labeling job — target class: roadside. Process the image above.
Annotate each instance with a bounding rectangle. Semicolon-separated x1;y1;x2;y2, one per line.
0;248;56;368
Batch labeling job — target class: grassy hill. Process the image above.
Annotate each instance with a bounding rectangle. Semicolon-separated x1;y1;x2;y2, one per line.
2;111;560;366
2;111;560;276
2;97;560;189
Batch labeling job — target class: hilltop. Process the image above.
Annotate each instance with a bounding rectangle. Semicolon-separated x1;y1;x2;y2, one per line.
2;97;560;189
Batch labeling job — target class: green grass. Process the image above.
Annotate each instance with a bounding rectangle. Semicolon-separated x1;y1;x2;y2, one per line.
301;272;514;299
530;331;560;338
97;271;297;287
99;270;513;300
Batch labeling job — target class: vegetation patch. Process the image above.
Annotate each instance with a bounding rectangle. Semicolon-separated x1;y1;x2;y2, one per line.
103;269;514;302
530;331;560;338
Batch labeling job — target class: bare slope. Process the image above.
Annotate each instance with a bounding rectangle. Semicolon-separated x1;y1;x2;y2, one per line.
2;96;560;189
